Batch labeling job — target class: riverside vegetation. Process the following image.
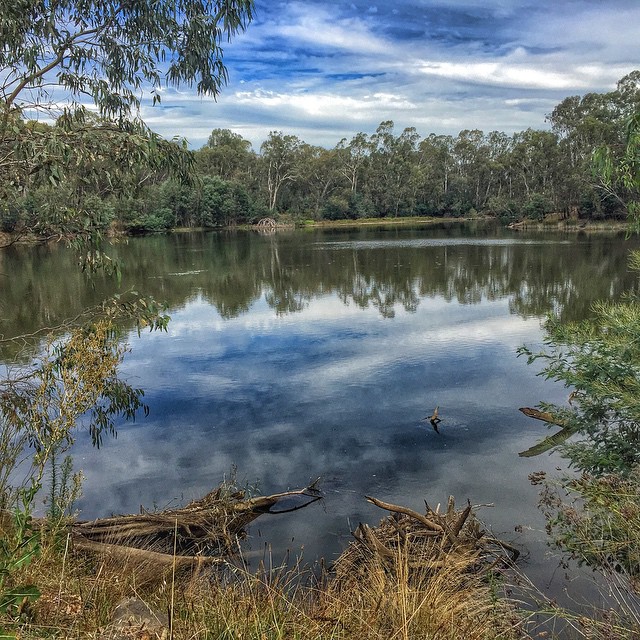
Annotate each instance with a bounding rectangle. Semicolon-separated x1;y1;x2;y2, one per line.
1;68;640;233
2;1;640;638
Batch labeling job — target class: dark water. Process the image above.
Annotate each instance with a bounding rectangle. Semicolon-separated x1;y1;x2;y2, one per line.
2;222;638;608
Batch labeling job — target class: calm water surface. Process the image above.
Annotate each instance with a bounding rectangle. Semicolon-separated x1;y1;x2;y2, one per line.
2;222;638;606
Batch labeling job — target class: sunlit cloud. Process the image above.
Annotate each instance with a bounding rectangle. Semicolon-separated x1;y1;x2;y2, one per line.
415;59;587;90
275;10;389;55
132;0;640;149
234;89;416;119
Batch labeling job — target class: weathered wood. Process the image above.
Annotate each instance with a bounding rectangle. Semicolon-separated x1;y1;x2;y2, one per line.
518;407;576;457
66;481;323;567
73;538;226;568
365;496;444;532
330;494;521;600
446;495;456;516
451;500;472;537
519;407;565;427
354;523;394;559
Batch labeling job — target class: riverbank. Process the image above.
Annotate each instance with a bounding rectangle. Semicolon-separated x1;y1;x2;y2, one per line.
508;219;630;233
298;215;470;228
1;215;631;248
6;486;528;639
7;481;636;639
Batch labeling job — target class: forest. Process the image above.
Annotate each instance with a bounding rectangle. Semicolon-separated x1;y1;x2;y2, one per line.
1;71;640;236
2;1;640;637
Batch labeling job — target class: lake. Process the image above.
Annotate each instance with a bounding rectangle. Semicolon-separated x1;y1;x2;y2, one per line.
2;221;638;605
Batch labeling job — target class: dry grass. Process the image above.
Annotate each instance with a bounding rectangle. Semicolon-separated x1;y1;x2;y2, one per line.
318;535;524;640
0;490;533;638
2;530;526;640
14;532;170;638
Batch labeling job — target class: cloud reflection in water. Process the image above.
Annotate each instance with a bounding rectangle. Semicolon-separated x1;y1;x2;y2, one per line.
73;291;562;577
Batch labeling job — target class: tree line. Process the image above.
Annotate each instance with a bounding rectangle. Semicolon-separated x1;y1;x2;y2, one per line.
2;71;640;236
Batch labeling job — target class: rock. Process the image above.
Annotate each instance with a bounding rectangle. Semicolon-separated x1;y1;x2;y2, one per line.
99;597;169;640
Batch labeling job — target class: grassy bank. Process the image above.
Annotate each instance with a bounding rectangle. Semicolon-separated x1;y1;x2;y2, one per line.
6;483;638;640
296;215;471;229
6;526;525;639
0;484;531;639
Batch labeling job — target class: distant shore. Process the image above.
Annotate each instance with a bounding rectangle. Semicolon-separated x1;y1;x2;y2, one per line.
0;216;632;247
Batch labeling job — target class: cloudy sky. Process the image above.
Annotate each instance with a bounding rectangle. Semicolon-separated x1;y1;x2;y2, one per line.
142;0;640;150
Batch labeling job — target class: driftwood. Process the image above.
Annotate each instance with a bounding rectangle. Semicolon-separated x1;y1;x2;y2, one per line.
518;406;577;458
68;480;322;571
330;495;519;597
365;496;444;532
519;407;565;427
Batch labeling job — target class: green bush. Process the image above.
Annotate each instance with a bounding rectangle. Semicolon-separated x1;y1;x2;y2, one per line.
322;195;351;220
522;193;553;221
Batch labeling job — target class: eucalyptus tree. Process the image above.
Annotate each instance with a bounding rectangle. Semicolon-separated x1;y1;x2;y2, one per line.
367;121;421;216
481;131;512;202
509;129;559;203
595;109;640;229
292;145;344;218
197;128;255;181
336;132;372;196
0;0;255;526
449;129;491;212
0;0;254;235
415;134;455;214
548;72;640;216
390;125;422;216
0;0;253;117
260;131;305;212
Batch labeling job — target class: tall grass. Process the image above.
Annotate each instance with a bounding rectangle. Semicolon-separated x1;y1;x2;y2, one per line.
5;533;527;639
319;537;524;640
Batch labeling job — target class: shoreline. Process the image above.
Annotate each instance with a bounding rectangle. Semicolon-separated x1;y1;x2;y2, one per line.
0;216;631;248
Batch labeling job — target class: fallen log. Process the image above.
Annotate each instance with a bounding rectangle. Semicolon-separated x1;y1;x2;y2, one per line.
67;479;322;570
72;538;226;569
518;407;577;457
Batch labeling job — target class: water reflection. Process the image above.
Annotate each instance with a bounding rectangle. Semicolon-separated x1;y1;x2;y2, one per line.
2;224;638;607
1;225;637;353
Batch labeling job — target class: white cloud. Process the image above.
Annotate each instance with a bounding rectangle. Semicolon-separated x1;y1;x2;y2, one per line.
277;17;388;56
416;59;586;90
234;89;416;118
133;0;640;149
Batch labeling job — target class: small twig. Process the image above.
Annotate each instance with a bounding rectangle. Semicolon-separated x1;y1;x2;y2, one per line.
482;536;520;562
260;494;323;514
57;531;72;607
170;518;177;640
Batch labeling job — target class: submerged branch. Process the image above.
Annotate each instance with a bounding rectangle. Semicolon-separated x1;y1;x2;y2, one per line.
62;481;324;570
518;407;577;457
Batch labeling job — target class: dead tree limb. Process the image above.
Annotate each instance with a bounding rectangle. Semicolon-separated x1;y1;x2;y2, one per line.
519;407;566;427
518;407;577;457
65;481;323;569
365;496;443;532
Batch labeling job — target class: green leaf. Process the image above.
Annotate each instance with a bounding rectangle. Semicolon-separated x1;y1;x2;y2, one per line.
0;584;40;615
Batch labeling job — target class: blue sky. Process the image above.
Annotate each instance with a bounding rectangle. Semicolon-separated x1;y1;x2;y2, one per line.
141;0;640;150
